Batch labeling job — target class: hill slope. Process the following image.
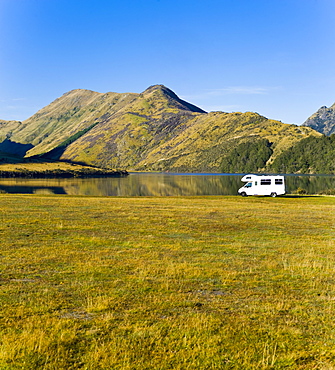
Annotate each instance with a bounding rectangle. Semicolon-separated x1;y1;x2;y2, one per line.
0;85;324;173
303;103;335;136
270;134;335;174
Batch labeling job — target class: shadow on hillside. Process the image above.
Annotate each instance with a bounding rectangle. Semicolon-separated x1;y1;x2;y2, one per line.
37;150;100;169
36;146;67;161
0;139;34;157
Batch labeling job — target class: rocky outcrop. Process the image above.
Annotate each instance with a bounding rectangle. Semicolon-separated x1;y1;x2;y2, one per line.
303;103;335;136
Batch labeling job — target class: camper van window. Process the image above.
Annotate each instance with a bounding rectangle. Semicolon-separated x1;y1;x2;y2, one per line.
245;182;252;188
260;179;271;185
275;179;283;185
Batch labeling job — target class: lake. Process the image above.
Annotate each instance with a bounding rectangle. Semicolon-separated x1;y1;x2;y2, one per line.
0;173;333;196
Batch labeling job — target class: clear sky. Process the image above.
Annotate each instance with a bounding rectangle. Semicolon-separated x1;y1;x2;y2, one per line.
1;0;335;124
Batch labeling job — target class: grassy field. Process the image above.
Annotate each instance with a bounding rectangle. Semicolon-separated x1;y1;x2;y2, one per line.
0;194;334;369
0;162;95;172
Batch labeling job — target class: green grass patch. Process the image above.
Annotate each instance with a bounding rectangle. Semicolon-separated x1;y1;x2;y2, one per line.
0;195;334;369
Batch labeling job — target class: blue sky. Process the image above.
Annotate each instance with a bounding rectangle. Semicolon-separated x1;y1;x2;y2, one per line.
1;0;335;124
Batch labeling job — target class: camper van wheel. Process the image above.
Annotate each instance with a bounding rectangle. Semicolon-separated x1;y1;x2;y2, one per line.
241;192;247;197
271;192;277;198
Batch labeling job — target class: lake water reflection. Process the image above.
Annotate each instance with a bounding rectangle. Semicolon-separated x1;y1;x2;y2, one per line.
0;173;333;196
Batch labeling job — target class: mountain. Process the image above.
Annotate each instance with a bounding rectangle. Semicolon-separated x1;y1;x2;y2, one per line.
302;103;335;136
0;85;326;173
0;85;205;156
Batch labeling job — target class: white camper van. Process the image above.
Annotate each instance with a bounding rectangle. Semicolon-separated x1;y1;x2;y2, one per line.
238;174;285;197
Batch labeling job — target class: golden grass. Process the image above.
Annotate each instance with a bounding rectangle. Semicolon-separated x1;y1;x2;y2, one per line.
0;195;334;369
0;162;100;172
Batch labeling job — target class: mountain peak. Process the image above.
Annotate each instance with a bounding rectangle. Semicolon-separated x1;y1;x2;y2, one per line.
142;85;206;113
142;84;179;97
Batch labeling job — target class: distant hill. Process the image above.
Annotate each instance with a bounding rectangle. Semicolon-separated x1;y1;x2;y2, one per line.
0;85;328;173
270;135;335;174
303;103;335;136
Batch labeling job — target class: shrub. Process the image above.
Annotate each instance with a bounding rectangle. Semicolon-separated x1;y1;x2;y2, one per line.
295;187;307;195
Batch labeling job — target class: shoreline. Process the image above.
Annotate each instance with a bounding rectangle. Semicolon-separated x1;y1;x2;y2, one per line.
0;161;128;178
0;169;128;178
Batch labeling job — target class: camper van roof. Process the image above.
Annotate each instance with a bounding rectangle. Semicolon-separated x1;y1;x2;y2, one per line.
241;175;255;182
241;174;284;182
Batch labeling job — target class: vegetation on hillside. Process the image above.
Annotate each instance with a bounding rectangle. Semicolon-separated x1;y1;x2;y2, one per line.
270;134;335;174
221;138;273;173
36;122;98;161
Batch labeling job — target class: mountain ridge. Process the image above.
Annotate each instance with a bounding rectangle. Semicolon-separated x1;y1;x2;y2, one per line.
302;103;335;136
0;85;330;173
